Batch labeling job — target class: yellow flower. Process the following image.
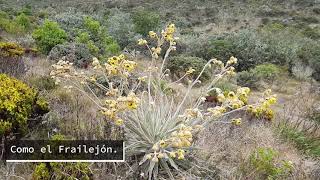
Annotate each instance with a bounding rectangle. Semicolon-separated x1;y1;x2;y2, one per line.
122;60;136;72
138;76;147;82
115;118;124;126
138;38;147;45
146;154;152;159
169;151;176;158
232;103;241;109
228;91;236;99
159;140;166;148
226;56;238;65
217;93;225;102
127;101;138;109
186;67;196;75
268;97;277;105
119;54;125;60
108;56;120;66
149;31;157;38
247;105;254;112
231;118;242;126
157;153;165;159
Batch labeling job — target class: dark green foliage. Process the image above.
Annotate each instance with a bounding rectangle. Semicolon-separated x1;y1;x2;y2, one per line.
14;13;32;31
75;16;120;57
302;27;320;40
132;9;160;36
48;43;92;68
106;9;135;48
237;63;282;88
243;147;293;179
296;41;320;81
32;20;67;54
166;55;210;82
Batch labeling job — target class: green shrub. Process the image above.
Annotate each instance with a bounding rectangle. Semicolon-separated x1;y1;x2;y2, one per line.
166;55;210;82
32;19;67;54
132;9;160;36
302;27;320;39
296;41;320;81
183;30;293;71
33;157;91;179
243;147;293;179
278;125;320;158
106;9;135;48
14;13;31;31
0;74;49;137
75;16;120;57
48;43;93;68
237;63;282;88
207;39;233;60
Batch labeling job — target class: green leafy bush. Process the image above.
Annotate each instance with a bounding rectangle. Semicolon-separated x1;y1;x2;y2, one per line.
278;125;320;158
14;13;32;31
132;9;160;36
166;55;210;82
53;11;85;33
243;147;293;179
33;162;92;180
296;41;320;81
106;9;135;48
48;43;92;68
76;16;120;57
237;63;282;88
0;74;49;137
184;30;295;72
32;19;67;54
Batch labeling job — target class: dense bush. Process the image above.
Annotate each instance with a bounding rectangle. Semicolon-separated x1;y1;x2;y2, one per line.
53;11;85;32
32;19;68;54
76;16;120;57
166;55;210;81
297;41;320;81
183;30;295;71
15;13;32;31
106;9;135;48
0;74;49;137
48;43;92;68
132;9;160;36
0;42;26;77
242;147;293;179
237;63;282;88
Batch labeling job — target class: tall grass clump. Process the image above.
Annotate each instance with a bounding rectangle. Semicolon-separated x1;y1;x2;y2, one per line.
50;24;278;179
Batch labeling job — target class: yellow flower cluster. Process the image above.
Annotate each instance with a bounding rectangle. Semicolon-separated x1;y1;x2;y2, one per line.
226;56;238;65
213;87;250;110
231;118;242;126
138;38;148;45
92;55;137;76
186;67;196;75
143;124;195;163
101;92;140;126
247;89;277;121
183;108;202;119
162;23;176;42
207;106;226;117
